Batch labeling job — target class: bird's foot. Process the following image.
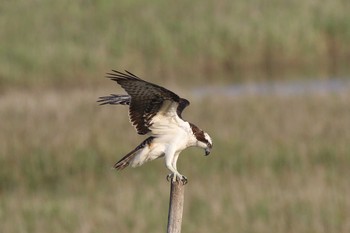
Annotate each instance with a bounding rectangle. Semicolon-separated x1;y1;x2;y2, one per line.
166;173;188;185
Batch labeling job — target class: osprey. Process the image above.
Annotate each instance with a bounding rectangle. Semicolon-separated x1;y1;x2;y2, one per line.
98;70;212;184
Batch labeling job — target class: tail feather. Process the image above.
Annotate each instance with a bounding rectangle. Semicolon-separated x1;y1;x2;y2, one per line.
114;149;138;170
97;94;130;105
114;136;155;170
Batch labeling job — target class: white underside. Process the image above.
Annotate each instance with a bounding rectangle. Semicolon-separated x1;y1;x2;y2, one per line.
129;100;198;179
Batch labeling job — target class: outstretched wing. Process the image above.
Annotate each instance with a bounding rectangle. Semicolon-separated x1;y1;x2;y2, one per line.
105;70;190;135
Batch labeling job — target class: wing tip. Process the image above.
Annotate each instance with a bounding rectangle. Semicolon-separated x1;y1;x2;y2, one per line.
105;69;141;81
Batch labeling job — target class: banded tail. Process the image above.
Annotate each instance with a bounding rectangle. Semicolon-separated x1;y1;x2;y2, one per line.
97;94;130;106
114;137;154;170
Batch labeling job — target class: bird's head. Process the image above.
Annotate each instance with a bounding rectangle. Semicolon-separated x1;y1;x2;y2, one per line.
190;123;213;156
202;132;213;156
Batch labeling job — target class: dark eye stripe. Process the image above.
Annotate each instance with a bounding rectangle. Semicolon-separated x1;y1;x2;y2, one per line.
189;122;210;144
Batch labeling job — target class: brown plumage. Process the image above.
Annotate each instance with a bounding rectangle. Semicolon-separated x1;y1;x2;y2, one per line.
102;70;190;135
98;70;212;183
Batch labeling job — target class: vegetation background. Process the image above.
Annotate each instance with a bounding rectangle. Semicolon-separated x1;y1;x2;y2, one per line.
1;0;350;232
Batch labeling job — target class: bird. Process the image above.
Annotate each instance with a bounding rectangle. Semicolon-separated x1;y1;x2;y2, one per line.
98;70;212;184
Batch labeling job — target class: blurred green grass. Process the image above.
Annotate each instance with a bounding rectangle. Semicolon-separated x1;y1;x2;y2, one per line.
1;89;349;232
1;0;350;88
1;0;350;232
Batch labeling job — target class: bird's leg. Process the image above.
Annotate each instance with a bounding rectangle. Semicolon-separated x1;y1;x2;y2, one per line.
172;152;179;170
172;153;188;184
165;152;187;184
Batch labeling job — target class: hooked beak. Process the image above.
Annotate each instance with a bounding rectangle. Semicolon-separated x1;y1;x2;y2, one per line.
205;147;211;156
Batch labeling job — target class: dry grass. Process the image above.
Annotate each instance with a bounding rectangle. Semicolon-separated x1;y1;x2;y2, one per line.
1;1;350;231
1;86;350;233
1;0;350;87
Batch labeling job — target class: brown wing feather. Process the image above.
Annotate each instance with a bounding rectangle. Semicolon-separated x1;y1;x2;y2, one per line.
97;94;130;105
106;70;190;135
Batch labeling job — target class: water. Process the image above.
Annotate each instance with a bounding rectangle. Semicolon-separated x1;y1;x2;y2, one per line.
193;78;350;98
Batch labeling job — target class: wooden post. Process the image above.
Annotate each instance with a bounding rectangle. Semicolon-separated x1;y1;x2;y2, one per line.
166;181;185;233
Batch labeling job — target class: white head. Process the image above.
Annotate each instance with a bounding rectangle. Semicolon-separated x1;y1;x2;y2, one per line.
189;123;213;156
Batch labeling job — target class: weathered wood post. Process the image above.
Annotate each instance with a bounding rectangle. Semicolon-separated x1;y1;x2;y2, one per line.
166;181;185;233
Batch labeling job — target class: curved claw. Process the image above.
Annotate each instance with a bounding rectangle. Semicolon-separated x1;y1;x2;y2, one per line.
180;175;188;185
166;173;188;185
166;174;172;182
